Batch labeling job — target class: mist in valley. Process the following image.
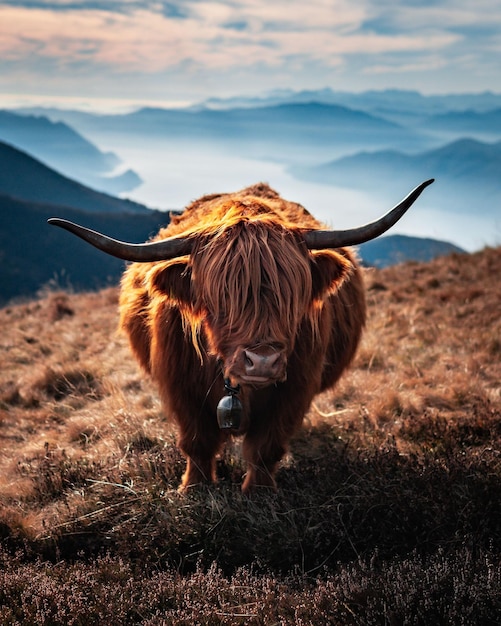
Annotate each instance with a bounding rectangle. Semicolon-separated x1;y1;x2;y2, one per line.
17;90;500;255
94;132;498;253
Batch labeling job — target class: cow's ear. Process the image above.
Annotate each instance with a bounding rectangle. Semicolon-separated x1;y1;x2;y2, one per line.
309;249;353;300
148;257;192;305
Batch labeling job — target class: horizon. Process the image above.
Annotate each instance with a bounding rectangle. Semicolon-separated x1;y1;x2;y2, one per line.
3;86;501;116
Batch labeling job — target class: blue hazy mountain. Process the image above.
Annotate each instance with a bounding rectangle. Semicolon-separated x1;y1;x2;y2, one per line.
16;89;501;145
0;110;142;194
14;101;426;160
292;138;501;213
202;88;501;112
424;108;501;136
359;234;465;268
0;140;149;214
201;89;501;126
128;103;409;152
17;101;403;135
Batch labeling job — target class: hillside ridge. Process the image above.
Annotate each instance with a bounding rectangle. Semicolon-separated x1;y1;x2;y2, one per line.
0;140;149;214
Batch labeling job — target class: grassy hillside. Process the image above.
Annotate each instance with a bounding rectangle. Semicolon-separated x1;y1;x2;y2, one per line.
0;246;500;623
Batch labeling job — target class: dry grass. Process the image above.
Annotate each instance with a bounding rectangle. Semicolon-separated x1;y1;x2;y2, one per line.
0;247;500;624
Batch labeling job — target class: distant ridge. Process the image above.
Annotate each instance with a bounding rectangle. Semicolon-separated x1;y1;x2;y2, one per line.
292;137;501;213
0;110;142;194
201;88;501;116
426;108;501;134
0;140;149;214
15;101;417;159
108;101;403;144
0;140;172;303
359;234;465;268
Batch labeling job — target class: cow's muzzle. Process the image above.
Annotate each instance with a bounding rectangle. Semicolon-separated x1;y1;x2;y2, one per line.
230;345;287;387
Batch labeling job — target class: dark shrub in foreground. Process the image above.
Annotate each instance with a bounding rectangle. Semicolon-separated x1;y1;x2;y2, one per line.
0;547;500;625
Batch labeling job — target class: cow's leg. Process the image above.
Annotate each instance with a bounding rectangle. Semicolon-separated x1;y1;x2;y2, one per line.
241;403;301;493
176;413;225;491
151;307;227;492
241;432;285;493
241;385;311;494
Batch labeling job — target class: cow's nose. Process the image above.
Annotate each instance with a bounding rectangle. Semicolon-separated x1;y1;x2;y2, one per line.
243;348;284;379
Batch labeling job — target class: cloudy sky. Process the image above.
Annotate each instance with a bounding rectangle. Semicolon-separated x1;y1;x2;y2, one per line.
1;0;501;110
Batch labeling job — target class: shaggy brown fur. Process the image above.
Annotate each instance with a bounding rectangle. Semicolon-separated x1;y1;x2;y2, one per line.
119;184;366;492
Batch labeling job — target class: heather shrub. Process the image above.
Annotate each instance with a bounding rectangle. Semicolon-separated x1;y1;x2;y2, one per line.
0;547;500;625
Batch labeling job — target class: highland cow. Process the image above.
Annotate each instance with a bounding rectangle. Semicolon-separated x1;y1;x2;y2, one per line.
49;180;433;493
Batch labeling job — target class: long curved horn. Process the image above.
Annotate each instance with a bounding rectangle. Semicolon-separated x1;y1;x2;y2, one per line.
303;179;434;249
47;218;193;261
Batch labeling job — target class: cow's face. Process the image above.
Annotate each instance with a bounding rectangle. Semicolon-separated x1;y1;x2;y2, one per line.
150;218;352;388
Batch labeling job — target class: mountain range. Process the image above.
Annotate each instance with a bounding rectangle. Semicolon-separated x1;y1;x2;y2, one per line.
425;108;501;136
201;88;501;116
14;101;427;162
16;89;501;141
358;234;464;268
0;110;142;194
199;89;501;136
0;140;169;303
292;137;501;213
0;141;149;214
198;90;501;146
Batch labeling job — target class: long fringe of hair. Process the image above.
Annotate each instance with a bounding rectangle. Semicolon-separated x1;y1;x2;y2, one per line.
187;204;318;352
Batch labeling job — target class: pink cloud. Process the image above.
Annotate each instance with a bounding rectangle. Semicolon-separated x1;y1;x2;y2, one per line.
0;3;458;73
